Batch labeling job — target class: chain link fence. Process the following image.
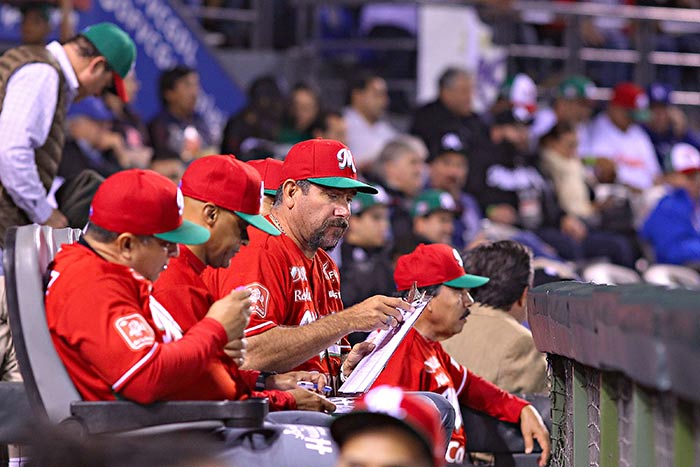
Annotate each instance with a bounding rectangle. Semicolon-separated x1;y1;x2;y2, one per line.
545;355;699;466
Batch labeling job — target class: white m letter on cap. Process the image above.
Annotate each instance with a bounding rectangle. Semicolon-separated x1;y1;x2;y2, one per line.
337;148;357;174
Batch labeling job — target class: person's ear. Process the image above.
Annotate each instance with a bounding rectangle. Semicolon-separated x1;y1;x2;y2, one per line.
116;233;137;260
517;286;529;307
87;56;109;76
281;180;298;209
203;203;218;228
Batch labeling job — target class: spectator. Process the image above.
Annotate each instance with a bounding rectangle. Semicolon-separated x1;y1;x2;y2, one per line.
411;189;458;245
642;82;700;170
442;241;548;394
343;73;397;170
582;82;661;191
247;158;283;216
331;385;444;467
339;189;394;346
148;66;216;165
152;155;334;412
427;132;483;249
150;153;186;185
370;135;428;240
220;75;284;159
44;169;251;403
410;67;490;156
59;96;125;179
540;121;637;244
103;70;154;169
0;22;135;267
369;243;551;465
641;143;700;265
204;139;409;387
530;75;595;153
311;110;348;144
278;83;320;145
19;0;74;46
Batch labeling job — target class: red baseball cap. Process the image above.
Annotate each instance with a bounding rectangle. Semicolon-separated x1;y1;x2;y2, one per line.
89;169;210;244
180;155;279;236
611;82;651;121
247;158;283;197
330;385;446;467
394;243;489;291
281;138;378;194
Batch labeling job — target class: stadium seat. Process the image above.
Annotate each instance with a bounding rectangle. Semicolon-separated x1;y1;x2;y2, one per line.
2;224;268;438
642;264;700;288
581;262;641;285
462;393;551;467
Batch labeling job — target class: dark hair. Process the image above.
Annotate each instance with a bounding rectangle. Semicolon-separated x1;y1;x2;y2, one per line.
438;67;471;91
539;121;576;148
346;72;381;105
463;240;533;310
65;35;103;61
158;65;196;105
84;222;119;243
272;179;312;207
310;109;343;135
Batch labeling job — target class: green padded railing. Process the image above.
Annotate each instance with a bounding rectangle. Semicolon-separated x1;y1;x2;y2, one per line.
528;282;700;466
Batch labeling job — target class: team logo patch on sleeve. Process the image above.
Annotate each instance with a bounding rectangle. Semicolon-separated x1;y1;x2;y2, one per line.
247;282;270;318
114;314;156;350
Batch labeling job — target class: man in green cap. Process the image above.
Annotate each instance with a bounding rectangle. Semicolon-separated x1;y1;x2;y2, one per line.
530;75;595;151
0;21;135;383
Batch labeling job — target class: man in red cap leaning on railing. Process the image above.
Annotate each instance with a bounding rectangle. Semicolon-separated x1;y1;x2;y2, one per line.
45;169;250;403
152;155;334;412
205;138;410;389
365;243;550;466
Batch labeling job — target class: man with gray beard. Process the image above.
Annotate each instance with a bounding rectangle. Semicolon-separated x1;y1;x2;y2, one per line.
204;139;409;390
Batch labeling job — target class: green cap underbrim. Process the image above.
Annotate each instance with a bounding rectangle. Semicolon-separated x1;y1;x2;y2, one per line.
444;274;490;289
154;220;210;245
263;189;278;197
307;177;378;194
236;212;281;236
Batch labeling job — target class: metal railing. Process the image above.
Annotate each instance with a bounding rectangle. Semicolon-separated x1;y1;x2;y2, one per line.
290;0;700;106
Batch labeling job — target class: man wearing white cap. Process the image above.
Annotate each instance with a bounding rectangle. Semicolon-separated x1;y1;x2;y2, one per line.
641;143;700;265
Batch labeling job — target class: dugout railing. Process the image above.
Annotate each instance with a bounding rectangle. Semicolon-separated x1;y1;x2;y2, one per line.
528;281;700;467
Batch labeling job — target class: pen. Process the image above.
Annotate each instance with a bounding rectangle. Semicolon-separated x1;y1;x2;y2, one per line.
297;381;332;394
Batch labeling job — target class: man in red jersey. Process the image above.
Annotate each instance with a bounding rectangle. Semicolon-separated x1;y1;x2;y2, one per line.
45;169;251;403
205;139;409;387
370;243;551;466
153;155;334;412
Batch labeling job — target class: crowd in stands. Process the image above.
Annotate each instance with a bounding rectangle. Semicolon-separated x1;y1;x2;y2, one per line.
1;1;700;465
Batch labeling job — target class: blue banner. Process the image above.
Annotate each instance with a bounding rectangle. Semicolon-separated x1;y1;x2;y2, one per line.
0;0;246;144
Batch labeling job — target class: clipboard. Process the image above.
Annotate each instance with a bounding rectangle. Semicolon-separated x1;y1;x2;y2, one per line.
336;283;432;396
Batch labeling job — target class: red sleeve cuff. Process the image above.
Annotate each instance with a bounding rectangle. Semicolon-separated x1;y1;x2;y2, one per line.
197;317;229;347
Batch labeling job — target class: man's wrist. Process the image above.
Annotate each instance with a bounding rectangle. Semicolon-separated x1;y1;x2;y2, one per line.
256;371;277;391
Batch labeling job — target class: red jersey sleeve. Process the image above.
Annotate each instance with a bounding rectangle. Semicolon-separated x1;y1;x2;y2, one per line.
118;318;229;403
218;241;291;337
457;368;529;424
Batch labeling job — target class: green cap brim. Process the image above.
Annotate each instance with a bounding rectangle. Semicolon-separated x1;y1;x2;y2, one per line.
236;212;281;236
632;109;651;122
307;177;378;194
444;274;490;289
263;189;278;197
154;220;210;245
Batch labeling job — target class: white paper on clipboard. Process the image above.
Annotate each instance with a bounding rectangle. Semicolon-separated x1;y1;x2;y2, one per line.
338;284;432;395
